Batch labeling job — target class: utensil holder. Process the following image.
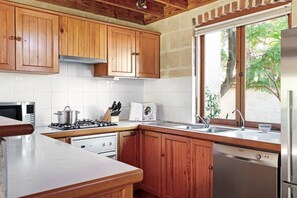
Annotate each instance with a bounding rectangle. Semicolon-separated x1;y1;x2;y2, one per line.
102;108;119;123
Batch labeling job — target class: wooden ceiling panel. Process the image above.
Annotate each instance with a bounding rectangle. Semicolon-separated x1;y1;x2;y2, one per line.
37;0;217;25
94;0;165;17
154;0;188;10
37;0;145;24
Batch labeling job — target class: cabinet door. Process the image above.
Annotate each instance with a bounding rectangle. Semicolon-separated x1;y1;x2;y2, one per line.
139;130;162;197
60;17;107;59
136;32;160;78
15;8;58;73
192;139;213;198
0;4;15;70
119;131;139;167
108;26;136;77
162;134;191;198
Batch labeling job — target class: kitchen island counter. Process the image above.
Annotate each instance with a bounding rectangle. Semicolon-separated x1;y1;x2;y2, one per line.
4;134;143;197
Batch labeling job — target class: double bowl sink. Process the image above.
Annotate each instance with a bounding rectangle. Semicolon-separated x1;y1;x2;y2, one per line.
146;121;235;133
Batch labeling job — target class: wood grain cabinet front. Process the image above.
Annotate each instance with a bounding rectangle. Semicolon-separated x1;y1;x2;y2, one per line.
139;130;213;198
94;26;160;78
161;134;192;198
59;16;107;60
0;4;59;73
15;8;59;73
192;139;213;198
119;131;139;168
139;130;162;197
0;4;15;70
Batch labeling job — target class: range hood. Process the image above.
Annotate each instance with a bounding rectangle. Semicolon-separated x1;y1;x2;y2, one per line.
59;55;107;64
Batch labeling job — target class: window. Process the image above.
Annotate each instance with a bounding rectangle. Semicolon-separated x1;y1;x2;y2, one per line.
199;15;289;128
204;28;236;120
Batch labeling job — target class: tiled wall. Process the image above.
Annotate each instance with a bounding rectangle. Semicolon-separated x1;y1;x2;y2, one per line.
0;62;144;126
144;77;195;123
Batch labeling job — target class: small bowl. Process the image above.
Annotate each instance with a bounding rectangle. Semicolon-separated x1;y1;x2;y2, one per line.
258;124;272;133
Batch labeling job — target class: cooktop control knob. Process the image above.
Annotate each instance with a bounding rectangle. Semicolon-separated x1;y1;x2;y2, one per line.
256;154;262;160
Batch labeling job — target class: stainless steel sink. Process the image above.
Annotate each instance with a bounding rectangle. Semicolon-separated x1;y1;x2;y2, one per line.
145;122;206;130
173;124;206;130
197;127;235;133
145;122;235;133
147;122;181;127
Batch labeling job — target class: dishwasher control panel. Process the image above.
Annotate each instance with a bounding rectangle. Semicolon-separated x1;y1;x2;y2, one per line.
214;144;279;167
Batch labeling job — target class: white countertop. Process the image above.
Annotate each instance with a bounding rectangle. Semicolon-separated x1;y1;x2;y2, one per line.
5;134;140;197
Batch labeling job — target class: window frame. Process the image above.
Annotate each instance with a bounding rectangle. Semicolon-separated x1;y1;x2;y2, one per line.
197;14;292;130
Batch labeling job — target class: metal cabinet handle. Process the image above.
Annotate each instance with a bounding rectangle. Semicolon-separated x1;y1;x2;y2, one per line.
288;186;292;198
9;36;15;40
287;90;293;183
208;165;213;170
15;37;22;41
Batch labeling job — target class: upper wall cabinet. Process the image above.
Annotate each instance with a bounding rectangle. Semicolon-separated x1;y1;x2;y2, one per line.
0;4;59;73
136;32;160;78
15;8;59;73
94;26;160;78
59;16;107;60
0;4;15;70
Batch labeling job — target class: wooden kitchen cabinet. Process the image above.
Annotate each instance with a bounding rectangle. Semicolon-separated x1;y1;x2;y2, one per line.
192;139;213;198
0;4;15;70
119;131;139;168
139;130;162;197
0;4;58;73
136;32;160;78
94;26;160;78
15;8;59;73
59;16;107;60
161;134;192;198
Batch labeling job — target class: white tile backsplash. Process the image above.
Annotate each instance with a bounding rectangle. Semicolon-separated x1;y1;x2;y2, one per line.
0;63;194;125
144;77;194;123
0;62;145;126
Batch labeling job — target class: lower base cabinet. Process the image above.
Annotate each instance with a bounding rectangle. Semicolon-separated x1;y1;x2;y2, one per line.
139;130;162;197
119;131;139;167
139;130;213;198
161;134;192;197
192;139;213;198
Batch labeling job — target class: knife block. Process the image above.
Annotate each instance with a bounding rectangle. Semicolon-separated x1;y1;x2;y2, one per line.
102;108;119;123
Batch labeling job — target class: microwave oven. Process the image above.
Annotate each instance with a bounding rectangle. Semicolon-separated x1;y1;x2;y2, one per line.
0;102;35;126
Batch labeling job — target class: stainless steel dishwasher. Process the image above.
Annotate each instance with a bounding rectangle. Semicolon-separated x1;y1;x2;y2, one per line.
213;144;279;198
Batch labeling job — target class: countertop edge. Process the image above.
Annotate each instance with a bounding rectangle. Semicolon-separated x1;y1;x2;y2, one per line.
0;116;34;137
23;169;143;197
42;125;139;139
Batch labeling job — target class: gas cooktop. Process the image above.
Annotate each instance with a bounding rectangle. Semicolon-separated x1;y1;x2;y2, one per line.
49;119;118;130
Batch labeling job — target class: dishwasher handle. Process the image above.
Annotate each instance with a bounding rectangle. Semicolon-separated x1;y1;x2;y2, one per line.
214;144;279;168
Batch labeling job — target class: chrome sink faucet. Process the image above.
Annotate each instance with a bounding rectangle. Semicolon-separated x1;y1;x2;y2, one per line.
232;109;245;131
195;115;210;128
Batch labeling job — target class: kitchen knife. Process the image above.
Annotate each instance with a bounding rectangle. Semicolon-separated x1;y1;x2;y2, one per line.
116;102;122;111
111;101;117;111
111;111;121;116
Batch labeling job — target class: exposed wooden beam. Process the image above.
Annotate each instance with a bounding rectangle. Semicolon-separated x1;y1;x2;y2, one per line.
94;0;165;17
188;0;217;9
37;0;145;24
154;0;188;10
